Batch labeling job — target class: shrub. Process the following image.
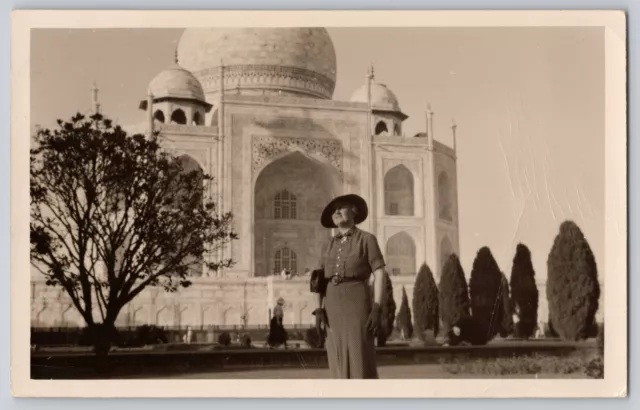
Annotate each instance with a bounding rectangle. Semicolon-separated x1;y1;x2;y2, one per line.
498;273;514;338
547;220;600;340
585;356;604;379
442;354;589;376
136;325;168;346
217;331;231;347
304;327;324;348
597;323;604;354
469;247;503;344
396;286;413;340
510;243;539;339
240;334;252;348
413;263;439;339
439;253;470;334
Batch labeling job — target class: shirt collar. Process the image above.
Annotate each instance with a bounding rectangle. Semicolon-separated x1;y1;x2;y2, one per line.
335;227;356;239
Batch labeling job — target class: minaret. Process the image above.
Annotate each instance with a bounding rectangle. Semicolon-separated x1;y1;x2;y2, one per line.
366;63;377;235
451;118;458;154
217;59;226;275
425;103;438;271
426;103;434;149
91;82;101;114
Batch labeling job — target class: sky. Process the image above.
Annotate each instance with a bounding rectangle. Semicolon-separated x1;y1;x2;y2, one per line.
30;27;605;282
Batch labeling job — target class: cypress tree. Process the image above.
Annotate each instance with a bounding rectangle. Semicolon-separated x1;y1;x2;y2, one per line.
509;243;539;339
412;263;439;339
498;272;514;338
547;220;600;340
438;253;470;334
396;286;413;340
469;247;503;344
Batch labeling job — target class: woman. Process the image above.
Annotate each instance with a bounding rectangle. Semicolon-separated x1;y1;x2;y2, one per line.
311;194;386;379
268;298;288;349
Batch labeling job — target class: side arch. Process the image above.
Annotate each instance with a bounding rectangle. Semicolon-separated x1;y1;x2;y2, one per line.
385;231;417;276
384;164;415;216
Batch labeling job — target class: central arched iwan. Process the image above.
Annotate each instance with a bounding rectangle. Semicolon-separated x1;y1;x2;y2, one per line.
253;151;341;276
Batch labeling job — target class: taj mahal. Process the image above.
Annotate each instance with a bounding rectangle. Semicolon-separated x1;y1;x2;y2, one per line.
31;27;469;329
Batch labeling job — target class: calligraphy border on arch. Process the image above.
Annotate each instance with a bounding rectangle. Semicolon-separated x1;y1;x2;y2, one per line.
251;134;344;175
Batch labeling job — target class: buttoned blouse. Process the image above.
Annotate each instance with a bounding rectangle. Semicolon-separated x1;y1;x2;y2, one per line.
318;227;386;281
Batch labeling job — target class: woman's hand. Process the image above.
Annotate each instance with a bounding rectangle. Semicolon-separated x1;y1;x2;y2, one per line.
313;308;328;335
366;302;382;335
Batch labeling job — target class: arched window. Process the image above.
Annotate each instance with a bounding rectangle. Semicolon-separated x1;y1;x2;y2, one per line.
385;232;416;276
171;109;187;125
153;110;165;123
384;165;414;216
438;171;453;221
192;112;202;126
274;247;297;273
274;189;297;220
375;121;388;136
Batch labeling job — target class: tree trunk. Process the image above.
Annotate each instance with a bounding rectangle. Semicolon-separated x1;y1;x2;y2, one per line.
90;322;118;376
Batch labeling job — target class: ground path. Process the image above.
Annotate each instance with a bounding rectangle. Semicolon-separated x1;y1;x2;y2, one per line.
140;364;587;379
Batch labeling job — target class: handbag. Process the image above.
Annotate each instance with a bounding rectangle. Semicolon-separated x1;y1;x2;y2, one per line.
310;268;328;296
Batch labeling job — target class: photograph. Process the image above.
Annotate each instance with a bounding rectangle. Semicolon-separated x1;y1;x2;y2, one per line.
11;10;627;398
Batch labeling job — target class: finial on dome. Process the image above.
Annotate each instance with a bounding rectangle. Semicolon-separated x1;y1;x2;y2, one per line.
366;63;375;80
174;47;179;64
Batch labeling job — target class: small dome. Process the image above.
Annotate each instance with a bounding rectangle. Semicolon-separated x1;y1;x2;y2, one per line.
148;64;206;102
350;82;402;112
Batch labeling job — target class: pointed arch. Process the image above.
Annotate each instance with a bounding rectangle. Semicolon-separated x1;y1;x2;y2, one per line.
386;231;416;276
438;171;453;221
384;164;415;216
274;247;297;273
170;108;187;125
153;110;165;123
375;121;388;136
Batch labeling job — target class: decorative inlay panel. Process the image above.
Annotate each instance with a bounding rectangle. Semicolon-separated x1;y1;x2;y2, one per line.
252;135;343;174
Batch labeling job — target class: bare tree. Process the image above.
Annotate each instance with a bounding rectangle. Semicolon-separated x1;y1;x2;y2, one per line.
30;113;237;356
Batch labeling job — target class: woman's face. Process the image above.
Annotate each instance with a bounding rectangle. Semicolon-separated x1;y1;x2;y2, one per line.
332;203;355;226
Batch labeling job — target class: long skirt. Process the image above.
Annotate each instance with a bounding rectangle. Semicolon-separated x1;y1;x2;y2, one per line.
324;280;378;379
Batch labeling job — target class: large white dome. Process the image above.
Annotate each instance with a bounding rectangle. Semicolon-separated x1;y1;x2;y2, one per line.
176;28;337;99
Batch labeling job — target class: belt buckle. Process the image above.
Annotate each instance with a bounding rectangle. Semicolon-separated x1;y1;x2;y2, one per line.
331;275;342;285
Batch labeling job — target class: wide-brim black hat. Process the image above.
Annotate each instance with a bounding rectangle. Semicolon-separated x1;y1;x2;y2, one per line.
321;194;369;228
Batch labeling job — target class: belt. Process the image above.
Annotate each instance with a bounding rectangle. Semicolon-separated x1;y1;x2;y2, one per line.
330;275;364;285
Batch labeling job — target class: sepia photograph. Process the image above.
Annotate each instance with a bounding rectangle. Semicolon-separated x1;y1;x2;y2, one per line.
11;10;626;398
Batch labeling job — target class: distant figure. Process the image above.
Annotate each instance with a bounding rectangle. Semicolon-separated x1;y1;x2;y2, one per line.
268;298;288;348
186;326;193;344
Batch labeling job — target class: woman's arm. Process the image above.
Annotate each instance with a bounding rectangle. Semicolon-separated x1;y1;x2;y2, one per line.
372;268;385;305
